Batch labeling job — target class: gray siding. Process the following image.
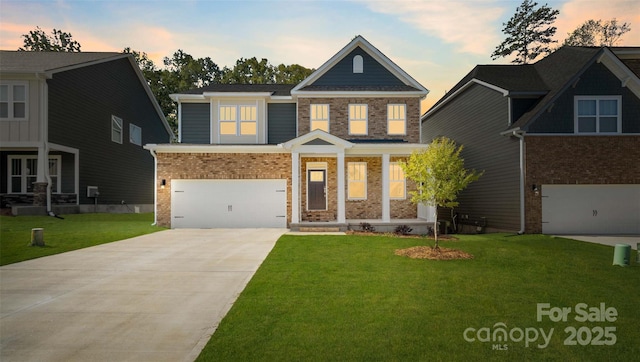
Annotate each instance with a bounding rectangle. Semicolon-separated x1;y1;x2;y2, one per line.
267;103;296;144
528;62;640;133
422;84;521;231
312;47;405;87
47;57;171;205
181;103;211;144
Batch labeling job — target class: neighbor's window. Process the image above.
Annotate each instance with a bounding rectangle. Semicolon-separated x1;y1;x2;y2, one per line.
349;104;368;135
8;155;61;194
310;104;329;132
347;162;367;200
387;104;406;135
575;96;621;133
220;105;257;136
111;115;123;143
129;123;142;146
389;162;406;199
0;82;28;120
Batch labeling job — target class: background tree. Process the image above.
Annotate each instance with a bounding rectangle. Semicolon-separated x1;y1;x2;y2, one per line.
400;137;482;248
563;18;631;46
492;0;559;64
19;27;81;52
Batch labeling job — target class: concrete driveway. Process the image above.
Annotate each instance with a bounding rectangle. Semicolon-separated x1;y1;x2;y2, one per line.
0;228;285;362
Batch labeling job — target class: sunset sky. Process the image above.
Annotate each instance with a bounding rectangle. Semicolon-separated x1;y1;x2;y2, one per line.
1;0;638;111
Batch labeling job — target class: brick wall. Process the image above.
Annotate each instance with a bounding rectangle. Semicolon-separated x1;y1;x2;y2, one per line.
297;97;421;143
524;135;640;233
345;157;382;219
156;152;292;227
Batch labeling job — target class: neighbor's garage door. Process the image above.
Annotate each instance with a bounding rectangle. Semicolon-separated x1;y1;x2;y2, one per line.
171;179;287;228
542;184;640;234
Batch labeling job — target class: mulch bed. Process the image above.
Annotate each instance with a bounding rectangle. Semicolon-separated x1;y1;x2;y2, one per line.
394;246;474;260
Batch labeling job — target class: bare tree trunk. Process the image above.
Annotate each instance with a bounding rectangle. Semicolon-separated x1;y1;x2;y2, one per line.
434;207;439;250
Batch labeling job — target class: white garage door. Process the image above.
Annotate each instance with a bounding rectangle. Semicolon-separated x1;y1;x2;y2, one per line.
171;179;287;228
542;184;640;234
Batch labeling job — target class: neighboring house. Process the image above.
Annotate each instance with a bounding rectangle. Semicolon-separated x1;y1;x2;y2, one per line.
0;51;173;215
145;36;433;230
421;46;640;235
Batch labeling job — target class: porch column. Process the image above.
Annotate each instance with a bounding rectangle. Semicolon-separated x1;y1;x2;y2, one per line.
337;151;346;223
382;153;390;222
291;152;300;224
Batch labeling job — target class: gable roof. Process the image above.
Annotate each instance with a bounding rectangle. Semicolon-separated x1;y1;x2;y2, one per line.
422;46;640;132
291;36;428;96
0;50;173;139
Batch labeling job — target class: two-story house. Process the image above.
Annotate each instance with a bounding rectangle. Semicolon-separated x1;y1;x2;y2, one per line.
421;46;640;235
0;51;173;215
145;36;433;230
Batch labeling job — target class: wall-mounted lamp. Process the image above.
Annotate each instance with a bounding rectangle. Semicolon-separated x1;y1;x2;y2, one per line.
161;179;166;189
532;184;539;196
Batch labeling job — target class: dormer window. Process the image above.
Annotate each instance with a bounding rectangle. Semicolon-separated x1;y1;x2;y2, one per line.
353;55;363;73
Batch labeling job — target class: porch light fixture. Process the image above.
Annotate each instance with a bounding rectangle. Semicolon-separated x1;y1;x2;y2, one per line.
532;184;539;196
161;179;166;189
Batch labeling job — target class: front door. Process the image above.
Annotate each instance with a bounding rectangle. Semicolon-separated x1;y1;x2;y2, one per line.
308;170;326;210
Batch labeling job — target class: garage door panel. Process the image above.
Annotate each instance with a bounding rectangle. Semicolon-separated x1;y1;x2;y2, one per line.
171;180;287;228
542;185;640;234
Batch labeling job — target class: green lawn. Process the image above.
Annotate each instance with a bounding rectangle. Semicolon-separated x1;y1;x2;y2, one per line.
198;234;639;361
0;213;165;266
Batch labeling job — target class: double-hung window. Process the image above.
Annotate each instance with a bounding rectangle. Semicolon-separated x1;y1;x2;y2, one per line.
0;82;28;120
347;162;367;200
349;104;368;135
310;104;329;132
111;115;123;143
389;163;406;199
575;96;621;134
388;104;406;135
220;105;257;136
8;155;61;194
129;123;142;146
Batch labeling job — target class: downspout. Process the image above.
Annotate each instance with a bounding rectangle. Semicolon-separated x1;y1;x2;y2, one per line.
149;148;158;226
512;130;525;234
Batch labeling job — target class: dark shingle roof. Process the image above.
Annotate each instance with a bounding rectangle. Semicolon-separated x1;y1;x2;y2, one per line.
0;50;125;73
182;84;295;96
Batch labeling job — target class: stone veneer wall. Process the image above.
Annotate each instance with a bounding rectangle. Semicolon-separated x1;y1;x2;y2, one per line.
297;97;421;143
156;152;292;228
524;135;640;233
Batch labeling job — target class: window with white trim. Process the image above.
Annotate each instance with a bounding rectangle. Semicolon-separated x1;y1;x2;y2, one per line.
0;81;28;120
575;96;621;133
310;104;329;132
347;162;367;200
389;163;406;199
129;123;142;146
349;104;368;135
353;55;363;73
219;105;257;136
111;115;123;143
8;155;61;194
387;104;406;135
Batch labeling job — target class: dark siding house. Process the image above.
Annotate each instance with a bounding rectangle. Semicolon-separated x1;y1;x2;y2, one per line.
422;46;640;235
0;51;173;215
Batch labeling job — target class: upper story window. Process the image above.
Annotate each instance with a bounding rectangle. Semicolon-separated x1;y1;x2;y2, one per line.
575;96;621;134
310;104;329;132
389;163;406;199
353;55;363;73
0;82;28;120
387;104;406;135
348;104;368;135
111;115;123;143
8;155;61;194
129;123;142;146
347;162;367;200
220;105;257;136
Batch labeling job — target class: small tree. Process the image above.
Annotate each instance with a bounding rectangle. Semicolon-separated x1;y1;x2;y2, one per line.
400;137;482;249
491;0;559;64
19;27;81;52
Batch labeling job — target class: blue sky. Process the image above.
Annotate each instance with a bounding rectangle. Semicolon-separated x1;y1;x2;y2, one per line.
1;0;638;110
